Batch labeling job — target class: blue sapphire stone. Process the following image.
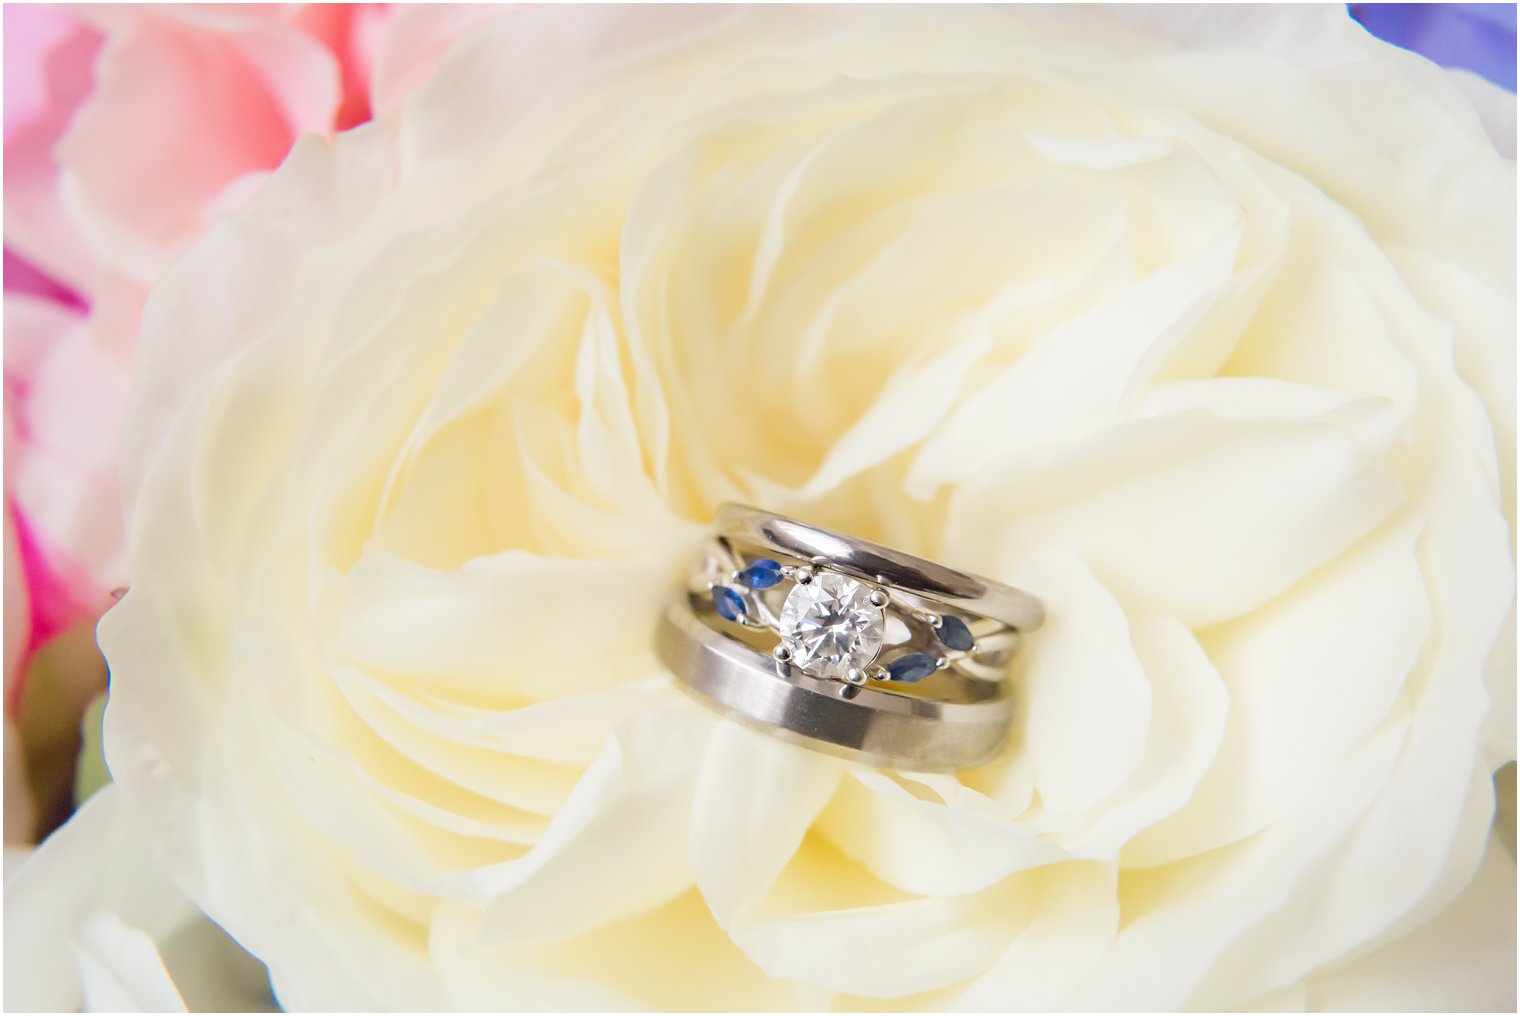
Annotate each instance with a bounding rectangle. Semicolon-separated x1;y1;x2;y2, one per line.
936;615;974;652
737;557;784;589
712;585;747;622
887;653;938;683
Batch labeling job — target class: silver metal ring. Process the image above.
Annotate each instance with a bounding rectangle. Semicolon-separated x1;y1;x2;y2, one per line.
656;504;1043;769
656;594;1015;771
716;503;1045;631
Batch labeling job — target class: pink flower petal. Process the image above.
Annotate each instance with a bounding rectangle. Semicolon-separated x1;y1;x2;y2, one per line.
55;10;341;283
4;294;129;645
293;3;392;130
1;13;102;294
1;248;84;317
3;5;79;145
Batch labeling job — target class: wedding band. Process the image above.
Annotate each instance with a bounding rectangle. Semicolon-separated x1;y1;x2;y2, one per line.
655;504;1044;770
656;596;1015;770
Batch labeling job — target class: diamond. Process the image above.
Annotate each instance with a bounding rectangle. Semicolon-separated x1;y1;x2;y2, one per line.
778;571;885;681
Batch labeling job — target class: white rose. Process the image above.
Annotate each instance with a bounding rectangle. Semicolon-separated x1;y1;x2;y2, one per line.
70;4;1520;1009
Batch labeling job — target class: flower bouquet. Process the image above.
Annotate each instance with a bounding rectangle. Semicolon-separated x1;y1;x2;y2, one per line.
4;5;1515;1011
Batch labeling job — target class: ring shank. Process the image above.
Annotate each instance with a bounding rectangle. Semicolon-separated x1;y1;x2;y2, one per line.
657;595;1014;771
716;504;1044;632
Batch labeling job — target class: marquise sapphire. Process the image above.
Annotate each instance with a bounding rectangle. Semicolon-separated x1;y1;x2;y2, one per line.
712;585;747;622
936;614;975;652
886;653;939;683
737;557;784;589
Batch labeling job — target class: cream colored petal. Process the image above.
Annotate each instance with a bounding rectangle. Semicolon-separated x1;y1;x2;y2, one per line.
815;768;1072;896
1188;769;1496;1009
992;549;1152;829
1446;68;1517;157
329;664;675;765
1140;17;1512;273
1390;246;1515;495
397;5;738;175
433;889;831;1011
368;259;606;560
1483;610;1517;768
1064;723;1409;1011
731;877;1027;1000
1301;832;1516;1012
1065;616;1227;858
688;722;844;927
909;221;1245;495
429;900;635;1010
946;412;1405;628
71;912;188;1013
332;546;688;699
367;4;511;118
948;862;1118;1011
3;785;196;1012
1189;444;1515;1003
1129;513;1429;865
121;121;403;510
793;324;993;500
198;700;448;1011
1134;376;1402;450
266;696;561;863
468;703;711;943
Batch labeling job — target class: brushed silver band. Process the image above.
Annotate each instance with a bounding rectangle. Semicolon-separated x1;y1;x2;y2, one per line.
656;593;1015;771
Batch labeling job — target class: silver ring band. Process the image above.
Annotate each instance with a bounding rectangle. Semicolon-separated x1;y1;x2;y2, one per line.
656;594;1015;770
716;504;1045;632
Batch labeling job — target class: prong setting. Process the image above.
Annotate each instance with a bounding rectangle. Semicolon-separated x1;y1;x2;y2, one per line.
709;547;1014;691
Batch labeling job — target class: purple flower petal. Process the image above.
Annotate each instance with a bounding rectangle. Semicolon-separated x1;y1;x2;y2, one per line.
1352;3;1517;92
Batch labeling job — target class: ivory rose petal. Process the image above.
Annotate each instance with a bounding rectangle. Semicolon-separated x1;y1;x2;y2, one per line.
92;5;1514;1010
1301;832;1516;1012
3;785;197;1012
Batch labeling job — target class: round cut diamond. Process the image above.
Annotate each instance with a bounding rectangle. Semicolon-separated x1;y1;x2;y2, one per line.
778;572;885;680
